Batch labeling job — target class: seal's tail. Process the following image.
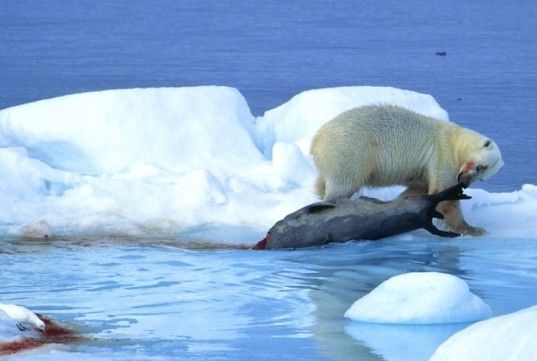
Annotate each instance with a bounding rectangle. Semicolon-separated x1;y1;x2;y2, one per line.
423;183;471;238
427;182;471;205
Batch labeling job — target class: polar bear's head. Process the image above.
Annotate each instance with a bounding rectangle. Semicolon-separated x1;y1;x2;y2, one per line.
456;131;504;186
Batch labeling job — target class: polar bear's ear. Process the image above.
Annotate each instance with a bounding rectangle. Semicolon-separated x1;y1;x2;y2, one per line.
483;140;491;147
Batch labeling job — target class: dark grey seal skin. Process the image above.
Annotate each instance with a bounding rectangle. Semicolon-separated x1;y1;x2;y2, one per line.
253;183;470;250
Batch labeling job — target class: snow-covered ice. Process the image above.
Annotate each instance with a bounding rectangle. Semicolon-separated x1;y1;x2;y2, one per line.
429;305;537;361
344;272;492;324
0;86;304;239
0;85;535;242
0;87;261;175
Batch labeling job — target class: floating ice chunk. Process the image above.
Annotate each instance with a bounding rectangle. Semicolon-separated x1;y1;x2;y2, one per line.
429;305;537;361
345;272;492;324
0;304;45;333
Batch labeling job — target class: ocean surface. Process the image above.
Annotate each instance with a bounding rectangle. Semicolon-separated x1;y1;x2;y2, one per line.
1;1;536;360
2;237;537;361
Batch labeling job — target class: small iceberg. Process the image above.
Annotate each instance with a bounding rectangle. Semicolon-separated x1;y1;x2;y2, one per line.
345;272;492;324
429;305;537;361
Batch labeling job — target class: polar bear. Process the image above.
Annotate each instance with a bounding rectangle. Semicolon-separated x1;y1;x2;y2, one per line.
310;105;503;236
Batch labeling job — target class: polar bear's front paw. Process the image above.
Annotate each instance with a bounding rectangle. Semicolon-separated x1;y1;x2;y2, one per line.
462;225;486;236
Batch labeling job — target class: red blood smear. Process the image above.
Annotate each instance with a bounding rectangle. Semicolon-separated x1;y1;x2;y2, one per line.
252;233;271;250
0;314;83;355
0;338;42;355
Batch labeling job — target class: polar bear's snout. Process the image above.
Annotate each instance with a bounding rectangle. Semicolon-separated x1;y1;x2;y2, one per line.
457;164;487;185
457;151;504;185
480;158;504;181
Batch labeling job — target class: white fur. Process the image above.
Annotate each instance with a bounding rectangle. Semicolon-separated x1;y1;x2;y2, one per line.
310;105;503;234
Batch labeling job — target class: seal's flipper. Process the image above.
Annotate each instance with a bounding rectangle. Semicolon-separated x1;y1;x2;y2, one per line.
424;222;460;238
428;183;471;204
424;206;460;237
431;210;444;219
441;182;466;201
458;193;472;200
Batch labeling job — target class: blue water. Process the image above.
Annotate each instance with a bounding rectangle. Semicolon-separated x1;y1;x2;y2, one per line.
1;238;536;361
1;1;537;360
0;0;536;190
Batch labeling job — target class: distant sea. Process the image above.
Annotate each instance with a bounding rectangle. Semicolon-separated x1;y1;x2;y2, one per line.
1;0;535;190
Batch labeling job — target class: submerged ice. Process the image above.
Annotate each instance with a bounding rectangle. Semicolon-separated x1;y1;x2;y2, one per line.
0;85;535;241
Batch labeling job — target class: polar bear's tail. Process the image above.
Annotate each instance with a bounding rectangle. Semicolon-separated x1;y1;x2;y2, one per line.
314;177;326;199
